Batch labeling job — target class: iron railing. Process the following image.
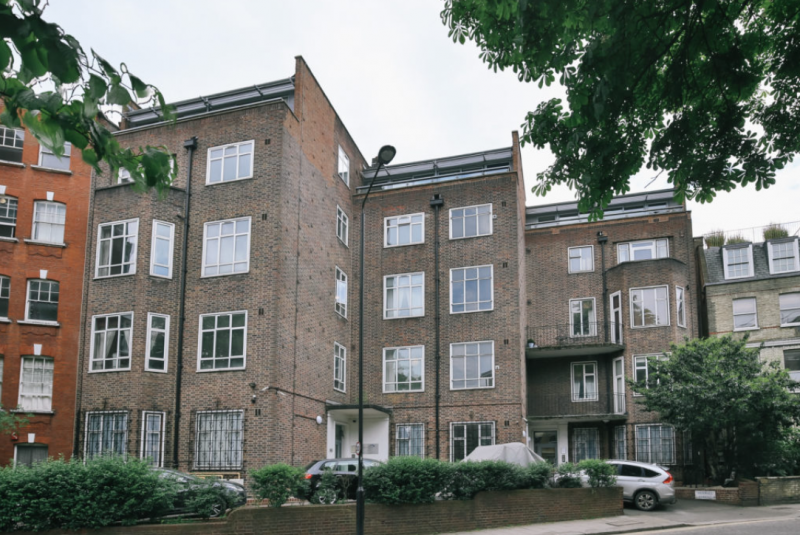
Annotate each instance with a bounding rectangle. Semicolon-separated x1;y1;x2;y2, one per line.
702;220;800;246
526;322;622;349
529;392;626;418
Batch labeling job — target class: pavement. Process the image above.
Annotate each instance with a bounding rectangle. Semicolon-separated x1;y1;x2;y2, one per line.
442;499;800;535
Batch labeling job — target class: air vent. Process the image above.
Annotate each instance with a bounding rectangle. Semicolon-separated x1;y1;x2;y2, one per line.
258;308;264;316
262;213;268;221
255;409;262;416
501;201;506;207
504;420;510;427
265;139;271;145
504;339;509;345
502;262;508;268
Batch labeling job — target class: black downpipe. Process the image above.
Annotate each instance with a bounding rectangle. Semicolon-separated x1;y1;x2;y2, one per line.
172;137;197;469
429;194;444;459
597;232;610;425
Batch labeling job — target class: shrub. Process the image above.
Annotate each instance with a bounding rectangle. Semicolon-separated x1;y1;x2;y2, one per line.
443;460;527;500
763;223;790;240
554;462;583;488
726;234;748;245
577;459;617;488
250;463;308;508
363;456;449;504
185;482;233;519
310;469;341;504
524;461;553;489
0;456;176;531
704;231;726;248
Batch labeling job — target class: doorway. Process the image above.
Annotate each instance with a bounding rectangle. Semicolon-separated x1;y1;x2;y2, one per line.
335;424;346;458
610;291;623;344
533;430;558;464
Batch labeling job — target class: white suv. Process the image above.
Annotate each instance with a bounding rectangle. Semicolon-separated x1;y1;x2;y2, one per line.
597;460;676;511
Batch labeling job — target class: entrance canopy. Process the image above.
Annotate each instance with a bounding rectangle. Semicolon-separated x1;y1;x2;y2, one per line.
463;442;545;466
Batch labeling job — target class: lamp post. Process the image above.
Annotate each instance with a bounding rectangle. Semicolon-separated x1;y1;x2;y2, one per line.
357;144;396;535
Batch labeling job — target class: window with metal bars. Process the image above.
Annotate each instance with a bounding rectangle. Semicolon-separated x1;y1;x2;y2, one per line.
396;424;424;458
141;411;165;467
194;411;244;470
613;426;627;460
573;428;599;462
636;424;675;465
85;412;128;459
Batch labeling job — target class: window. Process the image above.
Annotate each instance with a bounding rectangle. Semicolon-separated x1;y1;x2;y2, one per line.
118;167;133;184
90;313;133;371
633;354;667;393
25;280;59;323
768;240;799;274
18;356;54;411
15;445;48;467
450;265;493;313
206;141;254;184
384;345;424;392
39;142;71;170
630;286;669;327
0;276;9;318
451;422;494;461
636;424;675;464
396;424;424;458
613;426;627;460
617;239;668;263
722;245;754;279
384;272;424;318
150;221;174;278
732;297;758;330
145;313;170;372
573;428;599;462
568;246;594;273
141;411;165;467
335;267;347;317
0;195;18;237
450;341;494;390
779;293;800;327
570;298;596;337
96;219;138;277
85;412;127;459
572;362;597;401
0;126;24;163
450;204;492;239
198;311;247;371
202;218;251;276
676;287;686;328
385;213;424;247
337;145;350;185
32;201;66;244
194;411;244;470
333;342;346;392
784;349;800;383
336;206;348;246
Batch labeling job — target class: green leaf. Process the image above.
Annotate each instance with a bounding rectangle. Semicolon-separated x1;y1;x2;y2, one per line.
128;74;149;99
0;40;11;70
106;84;131;106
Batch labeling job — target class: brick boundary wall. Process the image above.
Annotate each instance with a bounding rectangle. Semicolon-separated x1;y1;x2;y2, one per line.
756;476;800;506
675;480;759;506
20;488;622;535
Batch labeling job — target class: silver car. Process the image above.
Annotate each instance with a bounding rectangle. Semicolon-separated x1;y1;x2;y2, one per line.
605;460;676;511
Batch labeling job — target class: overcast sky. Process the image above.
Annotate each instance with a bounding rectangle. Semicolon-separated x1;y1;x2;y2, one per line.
47;1;799;238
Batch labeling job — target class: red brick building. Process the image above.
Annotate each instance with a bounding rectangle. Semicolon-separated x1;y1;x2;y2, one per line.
0;116;92;466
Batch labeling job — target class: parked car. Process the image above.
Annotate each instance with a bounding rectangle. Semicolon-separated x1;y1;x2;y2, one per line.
302;458;383;502
585;460;676;511
153;468;247;518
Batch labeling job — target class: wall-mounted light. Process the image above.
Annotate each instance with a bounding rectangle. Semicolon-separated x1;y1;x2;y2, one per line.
316;415;323;425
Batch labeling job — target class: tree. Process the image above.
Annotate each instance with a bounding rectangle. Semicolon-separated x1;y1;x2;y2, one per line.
632;336;800;482
441;1;800;218
0;404;29;435
0;0;174;193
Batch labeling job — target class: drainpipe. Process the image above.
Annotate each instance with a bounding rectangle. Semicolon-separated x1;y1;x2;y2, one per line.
597;232;610;422
172;137;197;469
429;194;444;459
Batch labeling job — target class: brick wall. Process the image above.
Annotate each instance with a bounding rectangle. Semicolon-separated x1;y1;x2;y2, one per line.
757;476;800;505
675;480;759;506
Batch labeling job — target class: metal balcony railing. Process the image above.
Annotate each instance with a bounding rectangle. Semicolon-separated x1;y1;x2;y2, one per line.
529;392;627;418
526;322;622;349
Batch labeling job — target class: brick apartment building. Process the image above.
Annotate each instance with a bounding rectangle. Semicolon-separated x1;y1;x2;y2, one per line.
0;117;92;466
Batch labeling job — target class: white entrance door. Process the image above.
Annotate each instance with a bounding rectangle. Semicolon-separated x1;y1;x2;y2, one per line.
335;424;346;458
610;291;623;344
613;356;626;414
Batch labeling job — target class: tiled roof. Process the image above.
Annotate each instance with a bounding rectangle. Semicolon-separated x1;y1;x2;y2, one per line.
704;238;800;285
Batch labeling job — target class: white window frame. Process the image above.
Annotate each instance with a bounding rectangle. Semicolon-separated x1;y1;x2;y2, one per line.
0;195;18;238
613;425;627;460
118;167;133;184
383;345;425;393
384;213;425;247
450;341;495;390
84;411;128;460
205;140;254;184
767;240;800;274
0;126;24;162
197;311;248;372
676;286;686;328
635;424;676;465
571;361;598;402
630;285;670;328
569;297;597;337
722;244;754;279
24;279;59;324
336;206;349;246
140;411;165;467
633;354;667;395
18;356;54;412
0;276;8;320
335;267;347;318
145;313;170;373
89;312;134;372
384;272;425;319
334;342;346;393
95;218;139;278
450;265;494;314
449;203;493;240
450;421;495;462
784;348;800;384
338;145;350;186
31;201;66;245
568;245;594;273
779;293;800;327
150;220;175;278
194;410;244;470
617;238;668;263
201;217;251;277
573;427;600;462
38;142;71;170
732;297;759;331
396;423;425;458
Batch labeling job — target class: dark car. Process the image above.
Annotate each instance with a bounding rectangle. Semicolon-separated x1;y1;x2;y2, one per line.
302;458;383;503
153;468;247;518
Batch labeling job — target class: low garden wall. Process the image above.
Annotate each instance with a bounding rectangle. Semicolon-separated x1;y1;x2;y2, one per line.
756;475;800;506
675;480;759;506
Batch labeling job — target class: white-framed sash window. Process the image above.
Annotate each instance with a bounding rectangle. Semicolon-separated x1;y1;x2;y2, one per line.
206;141;254;184
150;221;175;278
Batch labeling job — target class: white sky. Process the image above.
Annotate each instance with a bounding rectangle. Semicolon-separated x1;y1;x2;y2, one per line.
46;0;799;237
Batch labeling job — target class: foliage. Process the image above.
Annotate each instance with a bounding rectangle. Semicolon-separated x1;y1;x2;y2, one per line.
726;234;748;245
763;223;790;240
310;468;341;504
363;456;451;504
577;459;617;488
0;404;29;434
633;335;800;482
250;463;308;508
553;462;583;488
184;481;232;519
704;231;726;248
0;0;174;194
759;427;800;477
443;460;527;500
441;1;800;219
524;461;553;489
0;456;176;531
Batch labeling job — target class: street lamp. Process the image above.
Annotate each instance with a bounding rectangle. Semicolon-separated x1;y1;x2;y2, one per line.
357;144;396;535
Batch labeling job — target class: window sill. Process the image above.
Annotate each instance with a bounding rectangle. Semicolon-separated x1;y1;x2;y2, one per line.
384;242;425;249
0;236;19;243
384;314;425;320
781;323;800;328
88;368;131;374
630;324;670;329
572;398;600;403
733;327;760;332
0;317;11;323
205;176;254;186
196;367;246;373
24;239;66;248
17;319;60;327
450;307;495;315
30;165;72;175
200;270;250;279
568;270;595;274
10;409;54;415
0;159;25;168
449;234;493;241
94;272;136;280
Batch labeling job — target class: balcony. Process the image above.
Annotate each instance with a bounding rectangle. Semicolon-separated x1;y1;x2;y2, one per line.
526;322;624;358
528;392;627;421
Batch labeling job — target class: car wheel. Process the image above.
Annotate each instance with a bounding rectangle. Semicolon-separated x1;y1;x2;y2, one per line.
634;490;657;511
208;499;227;518
314;488;339;505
